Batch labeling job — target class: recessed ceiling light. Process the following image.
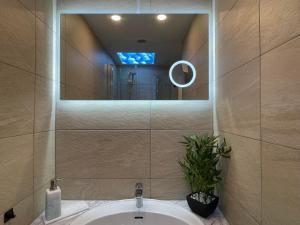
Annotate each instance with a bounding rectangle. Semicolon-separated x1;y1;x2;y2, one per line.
111;15;121;21
157;14;167;21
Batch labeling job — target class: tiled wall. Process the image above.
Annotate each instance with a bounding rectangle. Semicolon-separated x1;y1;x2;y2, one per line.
0;0;55;224
216;0;300;225
60;14;115;100
56;0;212;200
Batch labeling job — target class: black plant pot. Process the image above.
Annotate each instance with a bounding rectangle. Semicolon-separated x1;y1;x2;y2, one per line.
186;192;219;218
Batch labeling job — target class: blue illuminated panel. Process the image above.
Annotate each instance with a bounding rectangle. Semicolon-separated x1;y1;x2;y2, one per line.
117;52;155;65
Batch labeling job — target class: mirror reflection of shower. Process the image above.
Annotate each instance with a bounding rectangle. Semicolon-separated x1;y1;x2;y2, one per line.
127;69;137;100
60;14;209;100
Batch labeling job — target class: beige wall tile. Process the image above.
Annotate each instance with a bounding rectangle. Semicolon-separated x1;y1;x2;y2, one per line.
18;0;35;13
262;143;300;225
9;195;34;225
56;101;150;129
260;0;300;53
35;77;55;133
36;0;53;29
34;131;55;190
56;130;150;178
0;63;34;138
59;179;150;200
151;130;210;179
220;191;259;225
0;0;35;73
216;0;238;23
217;0;260;77
151;101;212;130
216;59;260;139
261;36;300;149
0;135;33;214
34;183;48;218
36;19;54;80
220;133;261;222
0;214;3;225
151;178;189;200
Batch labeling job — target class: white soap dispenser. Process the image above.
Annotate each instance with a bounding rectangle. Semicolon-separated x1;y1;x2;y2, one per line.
45;178;61;221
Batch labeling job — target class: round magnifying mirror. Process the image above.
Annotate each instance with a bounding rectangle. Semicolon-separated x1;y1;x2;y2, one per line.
169;60;196;88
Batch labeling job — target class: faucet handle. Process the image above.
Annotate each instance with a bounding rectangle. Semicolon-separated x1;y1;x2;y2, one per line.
136;183;143;189
135;183;143;197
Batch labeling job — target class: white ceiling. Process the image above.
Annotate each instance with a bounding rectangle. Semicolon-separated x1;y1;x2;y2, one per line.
83;14;196;65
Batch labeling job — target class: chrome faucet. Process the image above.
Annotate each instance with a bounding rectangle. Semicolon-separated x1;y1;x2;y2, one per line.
135;183;143;208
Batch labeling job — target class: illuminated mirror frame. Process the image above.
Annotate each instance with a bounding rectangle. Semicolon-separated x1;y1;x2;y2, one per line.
54;2;215;102
169;60;197;88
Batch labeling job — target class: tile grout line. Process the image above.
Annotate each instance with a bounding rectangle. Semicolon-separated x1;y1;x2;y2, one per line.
216;33;300;81
0;60;35;77
258;0;263;223
258;0;263;224
260;33;300;56
216;129;300;151
32;0;37;217
217;0;240;26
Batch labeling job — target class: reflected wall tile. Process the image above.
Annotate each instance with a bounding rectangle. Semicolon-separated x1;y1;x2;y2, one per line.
182;15;209;60
35;77;55;132
148;0;211;13
59;179;150;200
65;14;99;64
0;63;34;138
261;36;300;149
64;84;97;100
56;130;150;179
262;143;300;225
0;134;33;214
0;0;35;73
151;101;212;130
34;131;55;190
260;0;300;53
56;101;150;130
216;59;260;139
65;43;96;91
217;0;259;77
151;178;189;200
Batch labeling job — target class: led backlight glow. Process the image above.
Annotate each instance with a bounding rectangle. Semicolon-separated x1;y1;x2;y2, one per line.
117;52;155;65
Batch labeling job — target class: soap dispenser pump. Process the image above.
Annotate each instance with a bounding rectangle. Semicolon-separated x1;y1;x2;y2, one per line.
45;178;61;221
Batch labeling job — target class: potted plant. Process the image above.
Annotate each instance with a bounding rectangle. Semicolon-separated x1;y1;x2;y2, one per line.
179;134;231;218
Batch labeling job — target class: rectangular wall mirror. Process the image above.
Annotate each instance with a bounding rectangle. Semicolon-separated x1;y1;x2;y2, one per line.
60;14;209;100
